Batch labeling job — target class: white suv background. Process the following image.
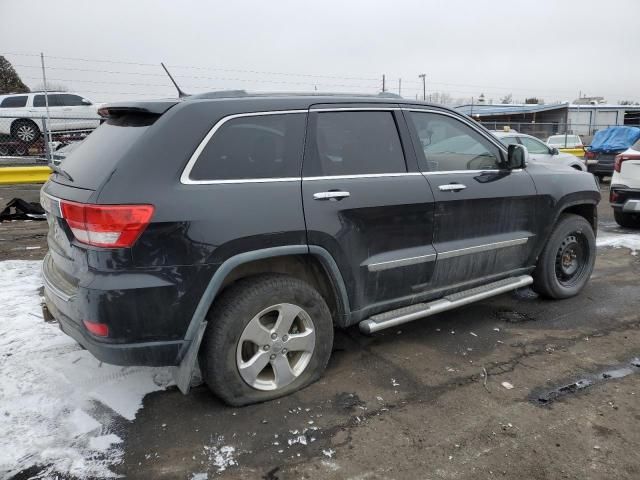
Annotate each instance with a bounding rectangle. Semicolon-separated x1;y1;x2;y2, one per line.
610;138;640;228
0;92;101;143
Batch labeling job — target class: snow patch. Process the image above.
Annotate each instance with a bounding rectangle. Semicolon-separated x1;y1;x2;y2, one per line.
0;260;171;478
203;439;237;473
597;230;640;254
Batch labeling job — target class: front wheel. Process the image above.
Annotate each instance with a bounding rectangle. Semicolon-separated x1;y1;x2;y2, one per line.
533;214;596;299
11;119;40;144
614;210;640;229
199;274;334;406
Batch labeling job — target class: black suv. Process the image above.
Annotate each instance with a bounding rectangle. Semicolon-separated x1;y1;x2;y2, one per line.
41;93;600;406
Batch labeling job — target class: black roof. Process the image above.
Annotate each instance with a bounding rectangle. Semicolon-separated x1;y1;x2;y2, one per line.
103;90;448;116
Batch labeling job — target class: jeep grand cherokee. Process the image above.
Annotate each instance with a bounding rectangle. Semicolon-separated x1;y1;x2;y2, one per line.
41;92;600;406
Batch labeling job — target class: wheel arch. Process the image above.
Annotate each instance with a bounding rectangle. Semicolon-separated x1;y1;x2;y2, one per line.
172;245;350;394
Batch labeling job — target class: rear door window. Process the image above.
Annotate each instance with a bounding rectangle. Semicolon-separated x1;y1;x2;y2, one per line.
305;111;406;176
189;113;306;181
0;96;28;108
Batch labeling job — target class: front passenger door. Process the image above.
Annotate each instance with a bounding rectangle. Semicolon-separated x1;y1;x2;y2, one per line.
405;110;538;289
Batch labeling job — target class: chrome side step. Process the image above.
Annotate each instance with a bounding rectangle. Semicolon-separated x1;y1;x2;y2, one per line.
359;275;533;334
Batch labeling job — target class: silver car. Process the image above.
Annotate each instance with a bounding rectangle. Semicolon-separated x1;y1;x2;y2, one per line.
492;131;586;171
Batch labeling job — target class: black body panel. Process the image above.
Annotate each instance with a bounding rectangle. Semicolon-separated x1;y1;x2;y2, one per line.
41;93;601;367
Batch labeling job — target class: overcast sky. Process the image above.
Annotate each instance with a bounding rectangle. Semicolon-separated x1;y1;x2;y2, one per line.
1;0;638;104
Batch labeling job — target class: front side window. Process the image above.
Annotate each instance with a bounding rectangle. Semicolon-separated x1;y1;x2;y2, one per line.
58;94;88;106
189;113;306;181
0;96;27;108
500;136;521;147
409;112;502;171
519;136;551;154
305;111;406;176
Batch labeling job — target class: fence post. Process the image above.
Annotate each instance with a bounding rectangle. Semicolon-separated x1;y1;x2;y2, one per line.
42;117;51;163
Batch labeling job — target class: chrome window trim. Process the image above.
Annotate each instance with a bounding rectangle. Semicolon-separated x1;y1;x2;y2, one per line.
303;172;422;181
180;110;307;185
310;107;400;112
437;237;529;260
367;253;436;272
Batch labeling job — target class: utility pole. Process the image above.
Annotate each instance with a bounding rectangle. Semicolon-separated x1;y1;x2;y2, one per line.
418;73;426;101
40;52;53;162
398;78;402;97
382;74;386;93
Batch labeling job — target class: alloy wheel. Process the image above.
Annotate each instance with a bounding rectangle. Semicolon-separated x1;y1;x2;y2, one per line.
236;303;316;391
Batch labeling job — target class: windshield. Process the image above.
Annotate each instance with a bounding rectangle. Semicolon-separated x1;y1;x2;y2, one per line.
52;114;156;188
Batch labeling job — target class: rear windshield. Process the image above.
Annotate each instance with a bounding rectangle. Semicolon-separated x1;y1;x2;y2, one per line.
54;114;156;189
548;135;581;146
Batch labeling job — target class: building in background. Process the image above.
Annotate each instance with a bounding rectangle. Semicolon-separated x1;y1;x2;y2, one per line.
455;102;640;142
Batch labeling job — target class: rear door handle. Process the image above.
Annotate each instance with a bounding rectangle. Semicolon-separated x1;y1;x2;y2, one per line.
313;191;350;201
438;183;466;192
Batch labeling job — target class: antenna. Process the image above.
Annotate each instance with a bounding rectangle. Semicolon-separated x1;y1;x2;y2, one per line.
161;62;189;98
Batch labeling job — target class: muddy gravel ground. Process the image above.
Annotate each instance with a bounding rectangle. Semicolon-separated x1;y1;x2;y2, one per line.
3;182;640;480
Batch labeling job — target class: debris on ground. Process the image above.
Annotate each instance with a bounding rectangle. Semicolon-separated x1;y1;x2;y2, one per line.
501;381;514;390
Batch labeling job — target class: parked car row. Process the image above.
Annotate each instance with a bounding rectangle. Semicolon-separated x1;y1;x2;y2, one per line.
492;131;586;171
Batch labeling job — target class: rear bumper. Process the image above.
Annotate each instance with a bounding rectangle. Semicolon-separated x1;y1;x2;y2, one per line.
610;187;640;212
41;252;209;367
43;294;184;366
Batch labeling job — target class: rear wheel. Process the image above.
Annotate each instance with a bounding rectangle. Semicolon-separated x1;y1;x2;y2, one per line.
199;274;334;406
533;214;596;299
11;119;40;144
614;210;640;229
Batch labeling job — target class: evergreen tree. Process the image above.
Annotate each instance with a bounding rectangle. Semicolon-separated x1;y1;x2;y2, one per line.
0;56;30;94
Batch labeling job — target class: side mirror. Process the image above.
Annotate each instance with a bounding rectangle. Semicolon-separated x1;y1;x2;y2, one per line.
507;144;528;169
550;147;559;155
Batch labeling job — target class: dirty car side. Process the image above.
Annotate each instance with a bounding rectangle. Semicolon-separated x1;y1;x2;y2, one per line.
40;95;600;374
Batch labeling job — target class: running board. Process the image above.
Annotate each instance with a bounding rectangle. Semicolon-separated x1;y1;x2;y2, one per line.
359;275;533;334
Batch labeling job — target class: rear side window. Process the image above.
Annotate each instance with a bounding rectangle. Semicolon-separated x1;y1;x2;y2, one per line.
189;113;306;181
54;114;156;188
0;96;28;108
305;111;406;176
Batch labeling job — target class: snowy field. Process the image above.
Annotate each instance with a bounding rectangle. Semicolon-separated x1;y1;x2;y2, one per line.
0;227;639;479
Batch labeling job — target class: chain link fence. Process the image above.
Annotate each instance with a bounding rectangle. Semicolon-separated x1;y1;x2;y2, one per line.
0;113;98;161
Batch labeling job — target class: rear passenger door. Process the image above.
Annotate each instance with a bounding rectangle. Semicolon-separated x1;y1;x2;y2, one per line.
405;109;538;289
301;105;436;315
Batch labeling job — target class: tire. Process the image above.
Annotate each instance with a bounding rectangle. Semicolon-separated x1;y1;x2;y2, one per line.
614;210;640;229
199;274;334;406
0;144;9;156
533;214;596;299
11;119;40;144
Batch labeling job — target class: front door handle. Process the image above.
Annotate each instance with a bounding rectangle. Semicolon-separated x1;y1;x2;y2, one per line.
438;183;467;192
313;191;350;201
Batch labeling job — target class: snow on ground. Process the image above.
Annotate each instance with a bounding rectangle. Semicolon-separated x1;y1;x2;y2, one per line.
0;260;172;479
597;227;640;254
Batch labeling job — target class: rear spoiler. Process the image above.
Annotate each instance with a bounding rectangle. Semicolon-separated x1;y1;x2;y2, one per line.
98;100;179;118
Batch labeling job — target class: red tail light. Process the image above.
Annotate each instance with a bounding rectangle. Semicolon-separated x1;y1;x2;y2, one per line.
60;201;154;248
610;189;620;203
584;150;596;160
83;320;109;337
614;154;640;173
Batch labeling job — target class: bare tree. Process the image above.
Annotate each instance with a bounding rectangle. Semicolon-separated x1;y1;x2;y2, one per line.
500;94;513;104
33;82;69;92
